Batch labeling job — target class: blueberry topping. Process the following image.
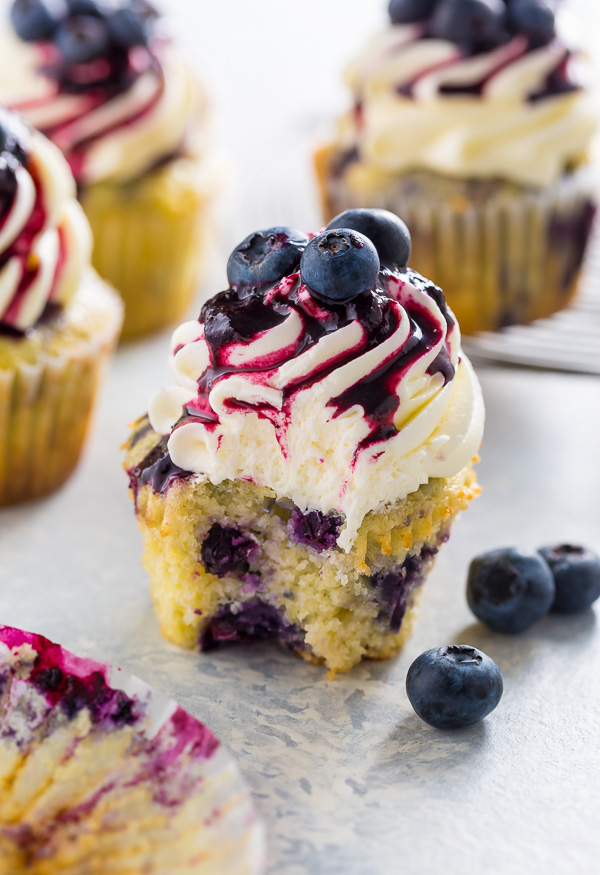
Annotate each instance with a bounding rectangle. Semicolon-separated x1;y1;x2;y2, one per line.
201;523;259;578
0;108;30;165
67;0;118;13
227;227;309;288
326;208;411;269
108;4;153;48
10;0;68;42
538;544;600;613
507;0;555;49
406;644;503;729
55;14;111;63
287;508;343;553
389;0;439;24
0;154;19;216
429;0;509;53
467;547;555;633
300;229;380;304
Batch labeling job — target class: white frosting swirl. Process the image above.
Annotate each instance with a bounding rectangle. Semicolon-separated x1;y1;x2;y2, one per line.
336;19;599;188
0;31;205;186
0;128;91;332
149;271;484;550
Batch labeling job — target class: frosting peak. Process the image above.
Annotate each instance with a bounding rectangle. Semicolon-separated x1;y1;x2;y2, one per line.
0;107;90;333
149;217;484;550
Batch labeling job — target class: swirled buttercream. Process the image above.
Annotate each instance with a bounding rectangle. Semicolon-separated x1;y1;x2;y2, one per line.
149;260;484;550
0;112;91;333
337;15;598;188
0;26;204;186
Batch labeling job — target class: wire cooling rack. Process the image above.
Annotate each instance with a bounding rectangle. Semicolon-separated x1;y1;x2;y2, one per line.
462;232;600;376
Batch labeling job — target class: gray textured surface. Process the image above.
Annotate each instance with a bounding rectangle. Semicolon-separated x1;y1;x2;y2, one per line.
1;358;599;875
1;0;600;872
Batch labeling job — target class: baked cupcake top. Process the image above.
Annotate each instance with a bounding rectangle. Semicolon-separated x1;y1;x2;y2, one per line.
0;0;204;186
0;625;265;872
0;106;90;334
336;0;598;187
148;210;484;550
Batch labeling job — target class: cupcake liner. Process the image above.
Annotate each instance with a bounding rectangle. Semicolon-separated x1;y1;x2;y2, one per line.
316;145;598;334
81;154;217;340
0;273;122;507
0;625;266;873
124;421;479;673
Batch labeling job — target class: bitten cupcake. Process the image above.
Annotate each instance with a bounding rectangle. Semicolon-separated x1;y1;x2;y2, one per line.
124;210;484;674
1;0;215;339
0;107;122;506
316;0;599;334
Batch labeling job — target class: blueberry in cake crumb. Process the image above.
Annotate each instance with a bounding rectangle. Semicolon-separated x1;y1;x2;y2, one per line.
201;600;304;651
327;208;411;268
300;229;380;302
538;544;600;613
201;523;259;578
467;547;555;633
10;0;67;42
406;644;503;729
388;0;438;24
287;508;343;554
227;227;309;288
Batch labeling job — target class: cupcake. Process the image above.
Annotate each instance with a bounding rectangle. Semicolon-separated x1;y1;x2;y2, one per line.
124;210;484;674
0;106;122;507
1;0;215;340
315;0;599;335
0;624;265;873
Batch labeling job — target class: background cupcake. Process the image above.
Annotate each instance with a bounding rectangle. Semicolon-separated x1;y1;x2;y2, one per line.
0;0;216;339
124;212;484;674
315;0;599;334
0;106;122;506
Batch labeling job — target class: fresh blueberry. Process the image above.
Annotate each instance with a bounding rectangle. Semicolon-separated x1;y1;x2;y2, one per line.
0;154;19;214
201;523;259;578
66;0;121;14
227;227;309;288
287;508;343;553
538;544;600;613
508;1;555;48
467;547;555;633
300;229;380;304
388;0;439;23
108;5;153;48
326;208;411;269
429;0;509;53
10;0;68;42
55;14;111;62
406;644;503;730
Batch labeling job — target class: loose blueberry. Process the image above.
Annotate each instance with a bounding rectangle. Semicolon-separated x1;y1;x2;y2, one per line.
55;14;111;62
467;547;555;634
508;0;555;49
300;229;380;304
388;0;439;23
227;227;309;288
10;0;68;42
406;644;503;730
429;0;508;53
538;544;600;613
326;208;411;269
201;523;259;578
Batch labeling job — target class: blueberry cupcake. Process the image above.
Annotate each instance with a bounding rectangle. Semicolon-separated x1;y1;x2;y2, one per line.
0;625;265;873
316;0;599;334
0;107;122;506
124;210;484;674
1;0;216;339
